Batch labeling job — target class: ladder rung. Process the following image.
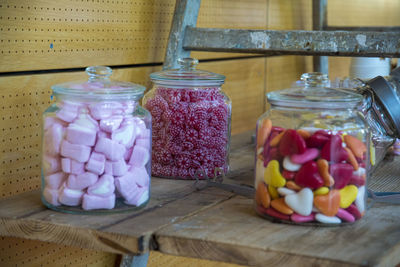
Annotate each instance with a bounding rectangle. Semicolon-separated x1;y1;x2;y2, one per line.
183;27;400;57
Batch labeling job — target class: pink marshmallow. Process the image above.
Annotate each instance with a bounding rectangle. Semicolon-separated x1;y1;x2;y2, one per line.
60;140;91;163
97;131;111;139
72;112;98;130
94;137;126;161
137;128;151;139
87;174;115;197
56;101;80;122
129;166;150;187
124;147;133;161
100;115;123;133
85;152;106;175
66;124;97;146
114;172;139;201
67;172;98;190
129;145;150;167
43;155;61;175
111;124;135;147
104;161;113;175
44;123;65;156
112;160;128;176
135;137;151;149
122;101;136;115
44;116;67;131
82;193;116;210
45;172;67;189
124;187;149;207
89;102;123;120
58;183;84;206
62;158;85;175
43;187;61;206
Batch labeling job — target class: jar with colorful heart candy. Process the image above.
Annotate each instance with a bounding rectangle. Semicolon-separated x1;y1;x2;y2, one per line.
42;66;151;213
255;73;369;225
143;58;231;179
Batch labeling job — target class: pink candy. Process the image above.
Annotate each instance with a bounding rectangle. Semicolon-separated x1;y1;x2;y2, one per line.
145;87;230;179
42;99;151;210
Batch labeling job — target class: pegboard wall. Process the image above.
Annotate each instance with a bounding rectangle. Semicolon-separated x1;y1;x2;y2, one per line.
0;0;268;72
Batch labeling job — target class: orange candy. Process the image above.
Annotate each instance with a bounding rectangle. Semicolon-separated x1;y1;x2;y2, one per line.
286;181;302;191
344;147;359;170
297;129;311;139
344;135;366;159
271;198;293;215
256;182;271;208
257;119;272;148
313;190;340;216
270;130;286;147
317;159;335;187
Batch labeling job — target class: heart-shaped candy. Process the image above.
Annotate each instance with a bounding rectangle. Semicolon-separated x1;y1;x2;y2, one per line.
329;163;354;189
313;187;329;196
339;185;358;208
264;160;286;188
283;156;301;171
336;208;355;222
313;190;340;216
344;135;367;159
290;148;319;164
255;182;270;208
284;188;313;216
315;213;341;224
291;213;315;223
295;161;324;189
321;134;348;162
279;129;307;156
344;147;359;170
306;130;330;148
317;159;335;187
282;170;296;180
345;204;362;220
355;185;365;213
257;119;272;148
271;198;293;215
268;184;279;199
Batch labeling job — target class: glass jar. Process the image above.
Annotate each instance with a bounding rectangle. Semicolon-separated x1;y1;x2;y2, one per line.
143;58;231;179
255;73;369;225
42;66;151;213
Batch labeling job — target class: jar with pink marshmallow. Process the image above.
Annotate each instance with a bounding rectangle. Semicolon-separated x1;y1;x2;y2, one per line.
255;73;369;225
143;58;231;179
42;66;151;213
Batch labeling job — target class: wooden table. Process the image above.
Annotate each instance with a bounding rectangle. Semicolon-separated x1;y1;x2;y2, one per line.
1;132;400;266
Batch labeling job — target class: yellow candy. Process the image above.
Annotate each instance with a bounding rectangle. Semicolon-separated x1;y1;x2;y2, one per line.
268;184;279;199
370;143;376;166
264;160;286;188
339;185;358;208
314;187;329;196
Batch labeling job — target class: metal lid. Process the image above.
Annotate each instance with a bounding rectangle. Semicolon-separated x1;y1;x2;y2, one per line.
366;76;400;136
52;66;146;100
267;72;363;109
150;58;225;87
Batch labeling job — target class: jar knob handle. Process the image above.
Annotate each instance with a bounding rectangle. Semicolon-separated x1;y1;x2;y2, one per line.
85;66;112;81
178;58;199;70
301;72;329;87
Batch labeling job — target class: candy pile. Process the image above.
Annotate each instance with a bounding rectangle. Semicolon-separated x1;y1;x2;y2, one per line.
255;119;367;224
145;87;230;179
42;100;151;210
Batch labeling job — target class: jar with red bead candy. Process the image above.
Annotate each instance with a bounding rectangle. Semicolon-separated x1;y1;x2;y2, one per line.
42;66;152;213
255;73;369;225
143;58;231;179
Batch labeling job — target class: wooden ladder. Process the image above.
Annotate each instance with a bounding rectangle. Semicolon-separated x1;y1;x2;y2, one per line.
163;0;400;73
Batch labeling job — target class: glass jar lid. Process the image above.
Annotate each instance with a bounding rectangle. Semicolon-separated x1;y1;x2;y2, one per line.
267;72;363;109
150;58;225;87
52;66;146;100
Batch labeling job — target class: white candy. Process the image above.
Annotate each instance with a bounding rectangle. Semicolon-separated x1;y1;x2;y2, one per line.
353;167;366;177
277;187;295;196
283;156;301;171
355;186;366;213
284;188;313;216
315;213;341;224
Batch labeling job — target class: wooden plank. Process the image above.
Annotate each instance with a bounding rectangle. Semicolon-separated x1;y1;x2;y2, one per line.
155;155;400;267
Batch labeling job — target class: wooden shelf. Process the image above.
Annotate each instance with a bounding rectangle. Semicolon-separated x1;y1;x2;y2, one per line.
1;131;400;266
